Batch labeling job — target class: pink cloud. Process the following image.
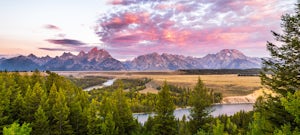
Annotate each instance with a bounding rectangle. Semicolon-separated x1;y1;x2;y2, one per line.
96;0;296;59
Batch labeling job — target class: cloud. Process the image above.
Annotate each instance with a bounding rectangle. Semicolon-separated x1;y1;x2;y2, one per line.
44;24;61;30
42;38;97;52
38;47;67;51
46;39;86;46
96;0;295;58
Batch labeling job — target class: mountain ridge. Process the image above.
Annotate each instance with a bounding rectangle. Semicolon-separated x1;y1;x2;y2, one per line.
0;48;262;71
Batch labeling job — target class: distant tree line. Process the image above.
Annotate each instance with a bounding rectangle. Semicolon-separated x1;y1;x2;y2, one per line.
178;69;262;75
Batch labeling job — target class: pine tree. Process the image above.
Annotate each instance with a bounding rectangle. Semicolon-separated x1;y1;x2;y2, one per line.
52;88;73;135
261;3;300;96
3;122;31;135
100;95;118;135
87;99;101;135
23;82;45;122
212;119;226;135
247;113;271;135
101;112;118;135
258;3;300;132
179;115;191;135
11;92;26;123
69;100;88;135
32;105;50;135
113;84;136;135
153;81;177;135
0;82;11;132
188;77;213;133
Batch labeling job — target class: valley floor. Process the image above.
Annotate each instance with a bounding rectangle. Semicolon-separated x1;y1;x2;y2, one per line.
56;71;265;104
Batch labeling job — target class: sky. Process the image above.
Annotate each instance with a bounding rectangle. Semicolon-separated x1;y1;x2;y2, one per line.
0;0;297;60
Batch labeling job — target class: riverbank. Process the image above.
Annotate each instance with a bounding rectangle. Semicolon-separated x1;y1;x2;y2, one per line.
221;88;273;104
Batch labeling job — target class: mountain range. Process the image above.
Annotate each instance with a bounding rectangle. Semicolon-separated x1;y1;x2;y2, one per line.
0;48;262;71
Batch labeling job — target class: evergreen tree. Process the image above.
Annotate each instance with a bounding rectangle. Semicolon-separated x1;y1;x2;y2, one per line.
153;81;177;135
100;95;118;135
52;88;73;135
224;118;238;135
0;82;11;132
32;105;50;135
69;97;88;135
11;92;25;122
261;3;300;96
281;90;300;125
3;122;31;135
247;112;271;135
113;85;136;135
258;3;300;132
23;82;45;122
179;115;191;135
101;112;118;135
212;119;226;135
87;99;102;135
188;78;213;133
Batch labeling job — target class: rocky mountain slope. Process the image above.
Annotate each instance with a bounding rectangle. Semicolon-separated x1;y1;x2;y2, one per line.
0;48;262;71
127;49;261;70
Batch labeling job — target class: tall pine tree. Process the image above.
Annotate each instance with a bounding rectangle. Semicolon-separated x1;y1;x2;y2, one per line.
52;88;73;135
87;99;102;135
261;4;300;96
112;83;137;135
257;3;300;133
153;81;177;135
188;78;213;133
32;105;50;135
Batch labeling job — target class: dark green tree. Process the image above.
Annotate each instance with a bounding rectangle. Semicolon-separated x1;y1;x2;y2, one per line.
188;78;213;133
52;88;73;135
23;82;46;122
11;92;25;123
112;85;137;135
257;3;300;132
247;112;271;135
99;94;118;135
32;105;50;135
87;99;102;135
212;119;226;135
69;90;89;134
261;3;300;96
179;115;191;135
153;81;177;135
0;82;11;133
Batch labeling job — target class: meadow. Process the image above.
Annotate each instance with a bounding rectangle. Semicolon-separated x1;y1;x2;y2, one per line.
56;71;262;97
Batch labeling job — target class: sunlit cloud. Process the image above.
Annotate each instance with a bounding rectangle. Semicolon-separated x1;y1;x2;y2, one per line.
94;0;295;58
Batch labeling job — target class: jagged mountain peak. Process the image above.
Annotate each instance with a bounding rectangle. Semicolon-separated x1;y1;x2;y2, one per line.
217;49;246;58
87;47;112;62
28;53;37;58
60;52;75;60
78;51;86;57
145;52;159;56
203;49;247;61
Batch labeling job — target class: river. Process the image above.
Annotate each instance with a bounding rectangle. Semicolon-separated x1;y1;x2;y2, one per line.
83;79;254;124
83;78;116;91
133;103;253;124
